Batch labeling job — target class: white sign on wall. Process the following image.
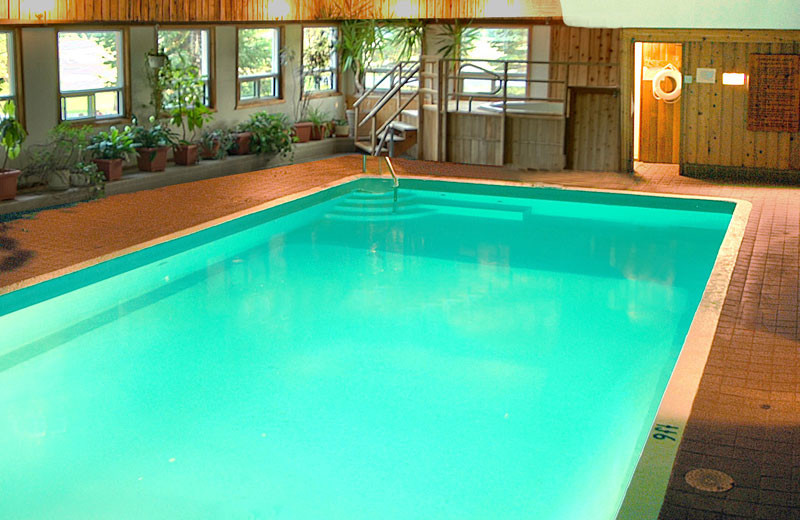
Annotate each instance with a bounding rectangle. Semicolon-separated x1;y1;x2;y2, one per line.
696;68;717;83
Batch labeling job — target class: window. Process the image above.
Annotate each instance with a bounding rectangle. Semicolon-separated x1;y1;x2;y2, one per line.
237;27;280;103
0;31;17;115
459;27;529;97
364;25;421;91
302;26;337;94
158;28;212;107
57;30;124;121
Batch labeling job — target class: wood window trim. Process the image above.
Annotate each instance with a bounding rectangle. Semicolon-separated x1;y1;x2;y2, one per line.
155;25;217;110
54;26;132;124
234;24;286;110
300;23;341;97
2;28;26;130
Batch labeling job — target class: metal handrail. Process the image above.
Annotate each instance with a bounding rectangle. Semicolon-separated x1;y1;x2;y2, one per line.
358;62;420;126
353;60;418;108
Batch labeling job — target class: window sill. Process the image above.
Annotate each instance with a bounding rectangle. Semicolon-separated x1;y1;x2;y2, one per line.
61;116;133;128
235;98;286;110
304;91;342;100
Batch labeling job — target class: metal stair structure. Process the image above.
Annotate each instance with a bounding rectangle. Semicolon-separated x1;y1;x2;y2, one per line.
352;61;420;157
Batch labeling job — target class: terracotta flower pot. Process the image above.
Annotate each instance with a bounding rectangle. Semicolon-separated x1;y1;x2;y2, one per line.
310;124;327;141
93;158;124;181
173;144;199;166
293;122;313;143
200;139;221;159
230;132;252;155
137;146;169;172
0;168;20;201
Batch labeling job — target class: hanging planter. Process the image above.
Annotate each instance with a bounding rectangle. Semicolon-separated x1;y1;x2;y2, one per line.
147;52;168;70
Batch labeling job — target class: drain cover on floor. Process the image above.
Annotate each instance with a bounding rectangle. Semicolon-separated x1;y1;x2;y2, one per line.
685;469;734;492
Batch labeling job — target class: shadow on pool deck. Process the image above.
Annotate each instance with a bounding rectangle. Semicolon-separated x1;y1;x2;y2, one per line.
1;155;798;519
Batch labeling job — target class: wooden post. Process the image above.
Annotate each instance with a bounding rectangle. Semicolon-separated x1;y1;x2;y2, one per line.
371;118;377;154
499;61;508;166
619;31;634;173
440;59;448;162
354;105;360;142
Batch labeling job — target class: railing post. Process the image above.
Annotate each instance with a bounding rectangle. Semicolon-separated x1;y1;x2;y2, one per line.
371;118;377;155
440;59;448;162
499;61;508;166
354;105;360;141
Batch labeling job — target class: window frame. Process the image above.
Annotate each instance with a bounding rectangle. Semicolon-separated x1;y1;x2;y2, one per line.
155;25;216;110
300;24;340;98
456;24;533;100
55;27;130;124
235;24;284;109
0;28;24;127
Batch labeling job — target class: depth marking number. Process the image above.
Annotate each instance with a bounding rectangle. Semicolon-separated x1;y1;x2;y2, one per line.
652;423;679;441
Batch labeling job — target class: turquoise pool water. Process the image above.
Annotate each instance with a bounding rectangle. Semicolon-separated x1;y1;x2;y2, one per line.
0;179;733;520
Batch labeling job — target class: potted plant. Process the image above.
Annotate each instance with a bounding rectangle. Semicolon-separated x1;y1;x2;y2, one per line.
280;48;313;143
229;124;254;156
21;122;92;191
334;118;350;137
307;107;329;140
147;48;169;70
87;126;139;181
165;54;213;166
0;101;27;201
199;128;235;160
70;161;106;198
132;117;176;172
242;111;295;160
339;21;423;95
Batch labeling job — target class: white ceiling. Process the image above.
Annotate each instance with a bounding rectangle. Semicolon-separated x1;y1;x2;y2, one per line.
560;0;800;29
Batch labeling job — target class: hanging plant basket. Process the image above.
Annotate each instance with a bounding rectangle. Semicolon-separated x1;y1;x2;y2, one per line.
147;52;168;70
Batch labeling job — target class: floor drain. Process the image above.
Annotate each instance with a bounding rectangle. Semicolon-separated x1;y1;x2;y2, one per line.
685;469;734;492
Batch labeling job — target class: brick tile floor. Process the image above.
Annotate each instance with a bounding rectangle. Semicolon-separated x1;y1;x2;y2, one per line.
1;155;798;519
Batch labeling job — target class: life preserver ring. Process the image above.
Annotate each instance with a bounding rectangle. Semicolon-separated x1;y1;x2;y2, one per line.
652;64;682;103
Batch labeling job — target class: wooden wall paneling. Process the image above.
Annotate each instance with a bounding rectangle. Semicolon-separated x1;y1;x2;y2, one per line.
707;41;722;166
639;42;680;163
742;44;757;167
696;42;712;165
752;43;770;168
778;42;797;170
728;42;744;167
569;90;620;171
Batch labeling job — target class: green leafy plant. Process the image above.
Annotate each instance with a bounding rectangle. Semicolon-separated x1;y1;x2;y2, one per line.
280;48;310;123
339;21;423;95
339;20;382;95
165;54;213;143
241;112;295;159
73;161;106;198
87;126;139;160
131;117;177;148
199;127;235;160
435;21;478;60
145;50;170;120
0;101;27;170
306;106;329;127
20;122;91;187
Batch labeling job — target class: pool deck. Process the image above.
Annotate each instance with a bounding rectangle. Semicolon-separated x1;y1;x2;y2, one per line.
1;155;798;519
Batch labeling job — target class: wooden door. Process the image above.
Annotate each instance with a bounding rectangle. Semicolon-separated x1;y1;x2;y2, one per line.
639;43;682;163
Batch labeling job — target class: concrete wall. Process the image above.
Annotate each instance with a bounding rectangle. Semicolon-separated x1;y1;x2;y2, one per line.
14;23;345;166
